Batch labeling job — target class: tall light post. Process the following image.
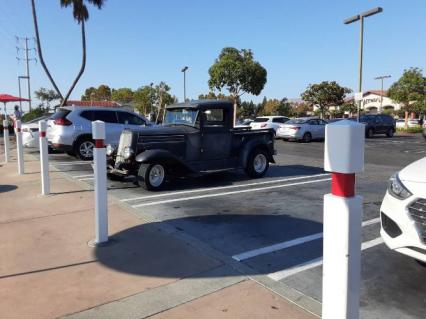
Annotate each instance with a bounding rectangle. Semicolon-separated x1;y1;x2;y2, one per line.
374;75;391;112
344;7;383;121
181;66;188;102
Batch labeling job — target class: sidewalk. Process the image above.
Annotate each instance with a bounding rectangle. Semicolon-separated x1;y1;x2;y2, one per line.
0;147;317;319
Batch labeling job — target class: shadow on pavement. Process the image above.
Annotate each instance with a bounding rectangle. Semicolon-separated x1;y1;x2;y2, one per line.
0;184;18;193
95;214;322;278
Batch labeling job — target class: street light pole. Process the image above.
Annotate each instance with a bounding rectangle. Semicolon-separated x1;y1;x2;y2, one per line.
181;66;188;102
344;7;383;121
374;75;391;112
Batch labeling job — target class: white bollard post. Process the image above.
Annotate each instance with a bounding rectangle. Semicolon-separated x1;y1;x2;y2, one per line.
3;119;9;163
92;120;108;244
39;120;50;195
16;120;24;175
322;120;365;319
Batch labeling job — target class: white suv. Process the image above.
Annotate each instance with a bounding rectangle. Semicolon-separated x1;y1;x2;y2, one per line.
48;107;148;160
249;116;290;133
380;157;426;265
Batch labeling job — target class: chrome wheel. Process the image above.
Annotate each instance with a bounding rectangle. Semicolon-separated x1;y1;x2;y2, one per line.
253;153;267;173
79;141;94;158
149;164;165;187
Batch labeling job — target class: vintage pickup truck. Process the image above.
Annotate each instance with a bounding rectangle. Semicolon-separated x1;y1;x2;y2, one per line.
106;100;276;190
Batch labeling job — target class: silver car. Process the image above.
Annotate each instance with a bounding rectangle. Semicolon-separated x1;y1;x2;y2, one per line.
47;107;148;160
276;117;327;142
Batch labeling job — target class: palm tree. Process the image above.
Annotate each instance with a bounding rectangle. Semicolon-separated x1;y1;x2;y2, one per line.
30;0;104;107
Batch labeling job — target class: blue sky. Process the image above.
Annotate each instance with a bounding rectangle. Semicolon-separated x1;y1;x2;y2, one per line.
0;0;425;112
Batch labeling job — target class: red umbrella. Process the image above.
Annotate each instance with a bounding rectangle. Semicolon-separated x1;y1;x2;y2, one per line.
0;94;29;115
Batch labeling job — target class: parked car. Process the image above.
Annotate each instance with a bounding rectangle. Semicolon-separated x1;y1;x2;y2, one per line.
47;107;149;160
359;114;396;138
107;100;276;190
380;157;426;266
22;115;52;148
422;121;426;140
250;116;290;134
396;118;421;129
276;117;327;142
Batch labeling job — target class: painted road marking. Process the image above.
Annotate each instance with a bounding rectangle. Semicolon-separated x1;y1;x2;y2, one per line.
267;237;384;281
121;173;330;202
232;217;380;262
79;177;94;181
51;162;92;166
131;178;331;208
73;174;94;179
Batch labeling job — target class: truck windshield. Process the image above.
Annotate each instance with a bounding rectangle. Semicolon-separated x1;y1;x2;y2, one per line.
163;108;199;127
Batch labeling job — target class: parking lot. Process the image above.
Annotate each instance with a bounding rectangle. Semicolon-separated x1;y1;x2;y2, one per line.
26;134;426;318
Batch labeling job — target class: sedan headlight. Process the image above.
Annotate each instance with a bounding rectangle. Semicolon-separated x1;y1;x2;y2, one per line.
388;173;412;200
106;144;115;156
123;146;134;159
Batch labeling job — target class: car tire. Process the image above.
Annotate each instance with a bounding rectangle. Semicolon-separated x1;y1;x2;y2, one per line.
386;128;394;137
107;172;125;182
415;259;426;267
301;132;312;143
245;148;269;178
137;162;167;191
66;151;76;157
366;128;374;138
74;137;95;161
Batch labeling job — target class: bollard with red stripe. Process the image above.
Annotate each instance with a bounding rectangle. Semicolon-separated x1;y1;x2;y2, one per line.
3;119;10;163
322;119;365;319
39;120;50;195
92;120;108;244
15;120;24;175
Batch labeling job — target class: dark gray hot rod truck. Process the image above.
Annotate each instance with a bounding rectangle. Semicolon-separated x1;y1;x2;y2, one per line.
106;100;275;190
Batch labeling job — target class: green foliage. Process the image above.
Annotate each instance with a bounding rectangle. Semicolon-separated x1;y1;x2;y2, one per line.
111;88;133;104
208;47;267;103
396;126;423;133
340;101;357;115
81;84;112;101
60;0;104;23
301;81;352;118
133;85;156;114
291;102;312;117
34;87;61;110
387;67;426;113
198;92;232;101
260;98;292;116
22;106;49;122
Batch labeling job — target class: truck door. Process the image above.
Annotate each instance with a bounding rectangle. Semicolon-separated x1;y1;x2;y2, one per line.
200;108;231;161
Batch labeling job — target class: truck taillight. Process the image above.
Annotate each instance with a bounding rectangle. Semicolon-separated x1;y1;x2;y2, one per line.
54;118;73;126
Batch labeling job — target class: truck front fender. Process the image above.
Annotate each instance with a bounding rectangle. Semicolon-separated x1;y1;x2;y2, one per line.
239;139;275;168
135;149;193;173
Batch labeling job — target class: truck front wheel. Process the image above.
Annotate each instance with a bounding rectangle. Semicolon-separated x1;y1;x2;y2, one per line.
245;149;269;178
137;162;167;191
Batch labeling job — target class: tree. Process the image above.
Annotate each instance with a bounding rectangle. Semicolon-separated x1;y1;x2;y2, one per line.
387;67;426;127
31;0;105;107
133;85;156;115
111;88;134;104
291;102;312;117
34;87;61;110
81;84;111;101
340;101;357;117
208;47;267;124
301;81;352;118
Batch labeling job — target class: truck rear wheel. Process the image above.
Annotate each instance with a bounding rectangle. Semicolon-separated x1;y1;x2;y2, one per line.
137;162;167;191
245;149;269;178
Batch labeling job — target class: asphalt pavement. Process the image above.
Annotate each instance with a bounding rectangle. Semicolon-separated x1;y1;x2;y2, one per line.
26;133;426;318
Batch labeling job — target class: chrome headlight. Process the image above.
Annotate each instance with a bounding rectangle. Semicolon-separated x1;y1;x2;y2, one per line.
123;146;134;159
106;144;115;156
388;173;412;200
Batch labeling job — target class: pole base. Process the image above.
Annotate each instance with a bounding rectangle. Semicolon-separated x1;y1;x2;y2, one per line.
87;238;116;248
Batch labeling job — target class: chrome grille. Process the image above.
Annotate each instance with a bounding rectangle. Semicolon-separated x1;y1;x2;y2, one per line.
115;130;133;165
408;198;426;243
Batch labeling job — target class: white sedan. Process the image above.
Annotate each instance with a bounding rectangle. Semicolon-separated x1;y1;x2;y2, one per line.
22;115;52;148
380;157;426;265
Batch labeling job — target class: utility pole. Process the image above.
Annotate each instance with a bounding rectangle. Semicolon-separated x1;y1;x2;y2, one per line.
374;75;391;112
16;37;36;112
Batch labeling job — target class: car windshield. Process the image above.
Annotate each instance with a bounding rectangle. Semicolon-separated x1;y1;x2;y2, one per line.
253;117;269;122
163;108;199;126
286;119;307;124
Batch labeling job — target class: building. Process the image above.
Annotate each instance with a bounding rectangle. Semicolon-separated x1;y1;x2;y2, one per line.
346;90;402;114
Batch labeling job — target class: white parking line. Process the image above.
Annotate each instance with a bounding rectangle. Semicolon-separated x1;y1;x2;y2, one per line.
51;162;92;166
131;178;331;208
232;217;380;262
79;177;94;181
121;173;330;202
267;237;384;281
73;174;94;179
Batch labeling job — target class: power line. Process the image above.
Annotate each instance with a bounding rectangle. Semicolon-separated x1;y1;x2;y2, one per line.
16;36;37;111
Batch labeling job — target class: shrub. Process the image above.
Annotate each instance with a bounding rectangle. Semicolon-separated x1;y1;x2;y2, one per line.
21;106;49;123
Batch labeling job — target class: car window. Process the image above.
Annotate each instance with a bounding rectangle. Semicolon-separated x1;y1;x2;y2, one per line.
272;117;287;123
253;117;269;122
318;119;327;125
92;110;118;123
203;109;225;127
308;119;318;125
51;108;71;120
80;110;94;121
117;111;145;125
287;119;307;124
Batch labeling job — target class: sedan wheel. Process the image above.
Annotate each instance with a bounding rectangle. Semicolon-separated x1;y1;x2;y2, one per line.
76;139;95;160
